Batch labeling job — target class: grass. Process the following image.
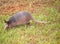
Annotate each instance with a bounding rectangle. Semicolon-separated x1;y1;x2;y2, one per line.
0;7;60;44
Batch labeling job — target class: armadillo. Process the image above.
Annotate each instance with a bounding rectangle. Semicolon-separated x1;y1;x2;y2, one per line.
4;11;47;29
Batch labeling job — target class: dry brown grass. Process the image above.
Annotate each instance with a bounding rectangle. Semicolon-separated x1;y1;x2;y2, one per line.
0;0;60;15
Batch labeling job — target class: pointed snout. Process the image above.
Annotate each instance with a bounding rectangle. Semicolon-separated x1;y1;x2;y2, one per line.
4;24;8;30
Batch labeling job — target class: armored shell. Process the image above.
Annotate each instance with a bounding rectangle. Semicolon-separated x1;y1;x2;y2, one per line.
6;11;32;28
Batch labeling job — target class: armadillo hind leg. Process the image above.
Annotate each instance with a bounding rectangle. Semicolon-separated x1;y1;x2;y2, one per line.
26;22;31;26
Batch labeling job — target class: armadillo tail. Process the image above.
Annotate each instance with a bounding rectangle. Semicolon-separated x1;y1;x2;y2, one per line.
33;20;47;24
31;16;47;24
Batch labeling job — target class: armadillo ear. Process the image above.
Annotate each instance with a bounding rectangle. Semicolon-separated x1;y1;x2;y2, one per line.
4;20;8;23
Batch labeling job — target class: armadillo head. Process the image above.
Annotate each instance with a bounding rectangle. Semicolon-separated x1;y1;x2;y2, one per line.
4;24;9;30
4;20;9;30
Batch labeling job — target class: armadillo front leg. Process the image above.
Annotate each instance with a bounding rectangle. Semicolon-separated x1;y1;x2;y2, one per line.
26;22;31;26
